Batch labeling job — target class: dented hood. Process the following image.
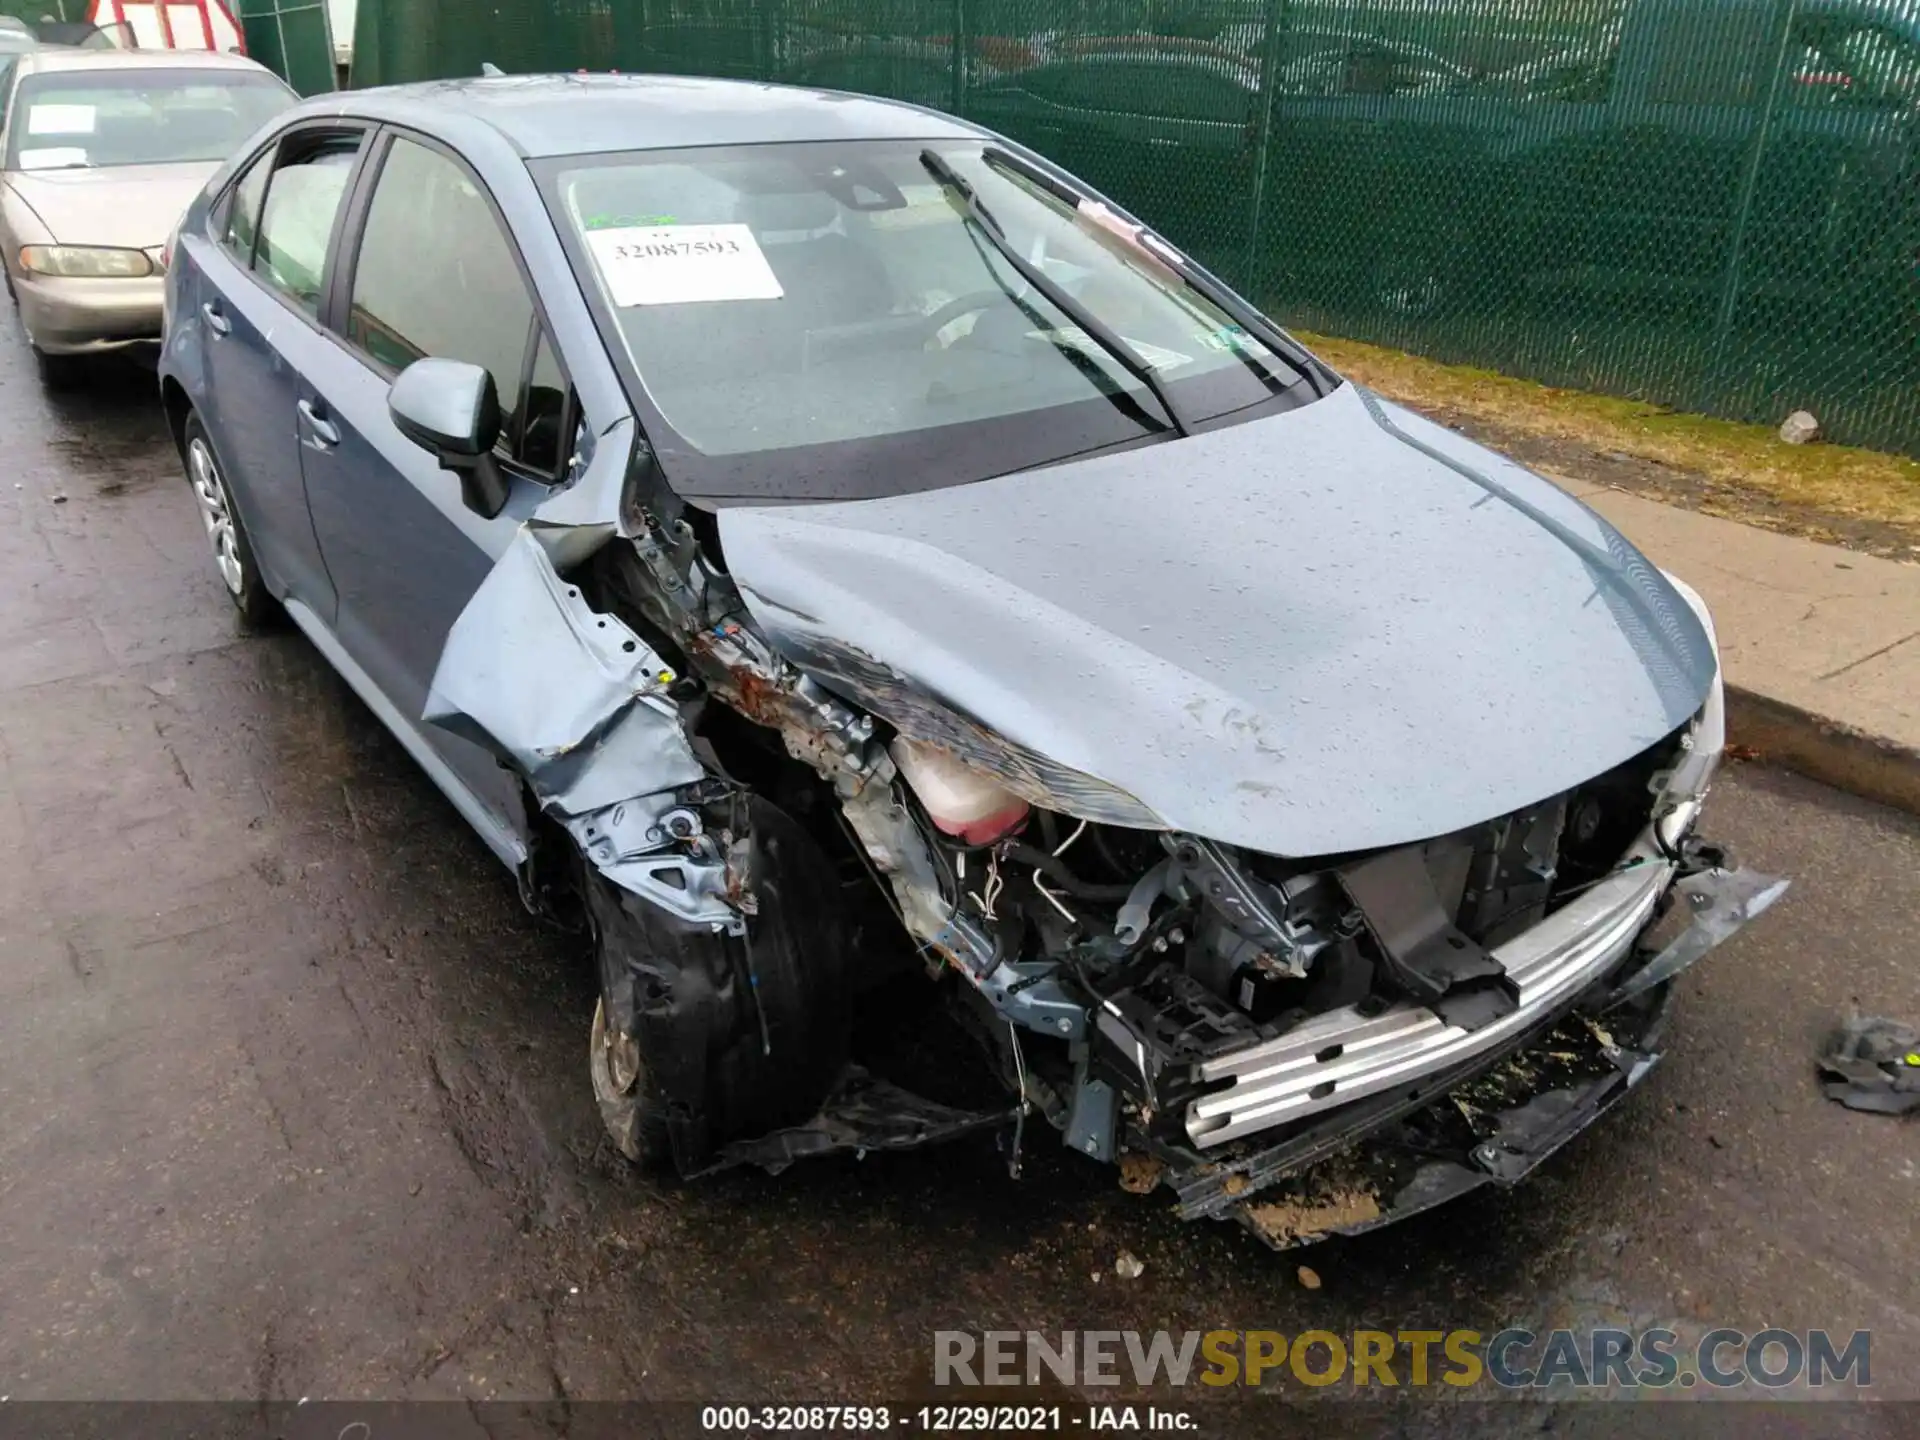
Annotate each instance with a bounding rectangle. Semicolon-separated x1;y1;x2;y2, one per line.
716;385;1716;857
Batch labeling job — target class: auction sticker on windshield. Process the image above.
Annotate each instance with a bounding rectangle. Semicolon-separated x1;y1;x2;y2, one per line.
584;223;784;307
27;103;96;136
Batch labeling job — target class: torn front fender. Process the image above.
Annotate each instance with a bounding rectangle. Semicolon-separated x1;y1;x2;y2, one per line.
424;527;702;813
423;528;730;925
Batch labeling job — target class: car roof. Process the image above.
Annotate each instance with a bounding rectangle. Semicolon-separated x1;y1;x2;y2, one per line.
21;47;276;77
312;73;983;159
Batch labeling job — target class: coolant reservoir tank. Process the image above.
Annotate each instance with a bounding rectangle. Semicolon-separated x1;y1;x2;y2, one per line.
890;737;1030;846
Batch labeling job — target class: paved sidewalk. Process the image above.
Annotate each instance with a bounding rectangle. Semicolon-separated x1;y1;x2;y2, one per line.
1552;473;1920;811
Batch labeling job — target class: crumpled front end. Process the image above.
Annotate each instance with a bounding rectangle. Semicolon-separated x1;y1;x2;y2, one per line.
689;492;1786;1220
419;434;1784;1232
833;694;1786;1231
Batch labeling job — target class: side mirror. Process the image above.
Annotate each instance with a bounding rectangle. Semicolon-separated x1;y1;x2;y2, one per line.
388;357;511;519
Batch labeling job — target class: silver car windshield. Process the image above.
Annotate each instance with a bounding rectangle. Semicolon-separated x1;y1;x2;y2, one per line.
549;139;1299;476
6;69;294;172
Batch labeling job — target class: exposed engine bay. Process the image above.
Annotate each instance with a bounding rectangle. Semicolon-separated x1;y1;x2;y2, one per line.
420;462;1787;1245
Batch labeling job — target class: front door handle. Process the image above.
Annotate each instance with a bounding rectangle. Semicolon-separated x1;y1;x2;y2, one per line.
297;398;340;449
201;300;231;336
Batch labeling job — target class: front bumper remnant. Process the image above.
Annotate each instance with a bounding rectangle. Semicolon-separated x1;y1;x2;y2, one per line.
1162;861;1786;1248
1187;851;1673;1148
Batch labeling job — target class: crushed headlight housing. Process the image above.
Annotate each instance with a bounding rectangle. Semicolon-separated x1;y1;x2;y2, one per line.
1652;572;1725;853
19;245;154;278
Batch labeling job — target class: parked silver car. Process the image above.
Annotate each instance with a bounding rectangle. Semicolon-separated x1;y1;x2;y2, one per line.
0;46;293;385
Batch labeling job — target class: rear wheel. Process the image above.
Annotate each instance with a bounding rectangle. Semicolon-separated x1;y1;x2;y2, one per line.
182;412;279;629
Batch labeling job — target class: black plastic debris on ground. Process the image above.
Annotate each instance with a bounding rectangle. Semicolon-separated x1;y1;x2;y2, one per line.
1817;1015;1920;1116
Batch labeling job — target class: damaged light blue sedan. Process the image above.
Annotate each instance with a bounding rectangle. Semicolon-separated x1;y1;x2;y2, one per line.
157;74;1787;1248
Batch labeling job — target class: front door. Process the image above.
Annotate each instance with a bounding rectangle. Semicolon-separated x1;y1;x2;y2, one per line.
296;128;576;838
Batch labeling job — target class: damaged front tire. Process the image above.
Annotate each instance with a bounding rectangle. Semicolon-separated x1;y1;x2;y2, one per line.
581;796;851;1173
589;993;670;1167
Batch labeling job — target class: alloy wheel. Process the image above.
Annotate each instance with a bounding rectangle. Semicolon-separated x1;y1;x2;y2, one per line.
186;435;245;596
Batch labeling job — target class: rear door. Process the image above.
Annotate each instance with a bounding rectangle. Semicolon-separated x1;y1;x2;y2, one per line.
187;123;368;613
298;127;577;834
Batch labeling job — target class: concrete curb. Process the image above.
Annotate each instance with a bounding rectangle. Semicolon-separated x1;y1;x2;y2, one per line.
1728;687;1920;819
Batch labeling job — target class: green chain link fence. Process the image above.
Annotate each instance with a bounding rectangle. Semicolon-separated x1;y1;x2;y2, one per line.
347;0;1920;456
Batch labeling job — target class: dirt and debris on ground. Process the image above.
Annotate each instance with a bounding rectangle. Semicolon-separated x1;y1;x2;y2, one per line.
1304;330;1920;563
1241;1183;1383;1248
1116;1153;1163;1194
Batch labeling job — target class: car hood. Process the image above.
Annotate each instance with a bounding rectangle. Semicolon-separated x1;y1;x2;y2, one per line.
716;384;1716;857
3;161;218;249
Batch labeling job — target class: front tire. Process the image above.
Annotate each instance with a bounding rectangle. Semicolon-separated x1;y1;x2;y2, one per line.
589;993;671;1167
582;796;851;1172
182;412;278;629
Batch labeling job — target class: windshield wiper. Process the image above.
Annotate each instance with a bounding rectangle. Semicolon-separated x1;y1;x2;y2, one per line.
979;145;1333;397
920;148;1192;438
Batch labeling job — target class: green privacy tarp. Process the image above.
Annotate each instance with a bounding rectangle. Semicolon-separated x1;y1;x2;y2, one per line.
235;0;338;94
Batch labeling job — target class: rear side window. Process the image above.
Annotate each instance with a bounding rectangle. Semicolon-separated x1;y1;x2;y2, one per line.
253;134;361;315
346;134;564;474
219;149;272;262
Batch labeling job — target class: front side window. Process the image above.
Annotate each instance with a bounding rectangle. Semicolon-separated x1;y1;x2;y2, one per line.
519;330;570;475
252;135;360;315
345;135;556;471
4;67;294;172
544;138;1308;501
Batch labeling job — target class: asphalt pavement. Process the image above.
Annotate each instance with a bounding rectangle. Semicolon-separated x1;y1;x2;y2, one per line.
0;319;1916;1433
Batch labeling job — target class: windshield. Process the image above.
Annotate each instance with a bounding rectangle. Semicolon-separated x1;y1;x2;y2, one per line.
542;139;1313;502
6;69;294;172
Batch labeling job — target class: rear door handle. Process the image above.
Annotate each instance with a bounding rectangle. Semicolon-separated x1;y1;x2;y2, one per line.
297;398;340;449
201;300;231;336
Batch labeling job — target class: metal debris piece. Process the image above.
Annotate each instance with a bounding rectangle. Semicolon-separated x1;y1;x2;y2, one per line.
1817;1016;1920;1116
1607;866;1789;1008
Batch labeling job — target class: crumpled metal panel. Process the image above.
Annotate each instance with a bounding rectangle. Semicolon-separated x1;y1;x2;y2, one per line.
423;527;706;818
717;383;1717;857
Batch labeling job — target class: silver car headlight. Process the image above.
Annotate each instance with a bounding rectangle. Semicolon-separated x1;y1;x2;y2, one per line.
1653;571;1725;852
18;244;155;278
